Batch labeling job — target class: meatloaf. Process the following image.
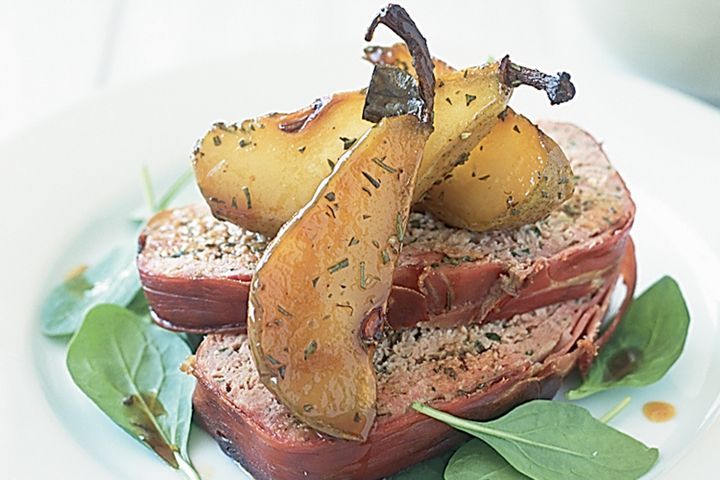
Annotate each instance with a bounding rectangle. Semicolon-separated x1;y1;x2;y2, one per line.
138;122;635;334
190;250;636;480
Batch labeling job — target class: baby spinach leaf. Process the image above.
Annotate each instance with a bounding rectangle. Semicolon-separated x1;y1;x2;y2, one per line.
390;450;454;479
41;249;140;336
445;440;529;480
67;304;199;478
42;169;193;337
567;276;689;400
443;396;633;480
127;289;151;316
414;400;658;480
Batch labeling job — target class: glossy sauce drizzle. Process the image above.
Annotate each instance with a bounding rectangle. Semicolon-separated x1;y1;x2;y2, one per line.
643;401;676;423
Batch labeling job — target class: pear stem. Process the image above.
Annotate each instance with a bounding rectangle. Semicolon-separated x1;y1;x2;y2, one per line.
499;55;576;105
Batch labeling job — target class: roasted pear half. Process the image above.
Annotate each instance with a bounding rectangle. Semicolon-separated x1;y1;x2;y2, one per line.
193;93;372;236
367;44;575;231
248;5;435;441
422;109;574;230
194;52;512;236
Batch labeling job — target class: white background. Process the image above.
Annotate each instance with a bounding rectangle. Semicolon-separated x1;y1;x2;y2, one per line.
3;0;718;144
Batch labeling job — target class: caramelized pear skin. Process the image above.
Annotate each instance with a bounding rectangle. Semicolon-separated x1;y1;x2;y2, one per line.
248;116;431;441
421;109;574;230
369;44;575;231
194;93;373;236
193;62;510;236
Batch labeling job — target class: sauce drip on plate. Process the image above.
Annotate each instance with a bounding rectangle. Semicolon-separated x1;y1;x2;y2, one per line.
643;401;676;423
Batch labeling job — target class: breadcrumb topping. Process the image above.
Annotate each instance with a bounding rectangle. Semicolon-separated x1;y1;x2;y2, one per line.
139;205;268;277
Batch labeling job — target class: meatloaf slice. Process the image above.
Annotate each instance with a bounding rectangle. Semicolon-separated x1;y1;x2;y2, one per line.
191;265;630;480
139;122;634;334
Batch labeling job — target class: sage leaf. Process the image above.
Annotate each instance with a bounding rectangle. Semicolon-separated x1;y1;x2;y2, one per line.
41;249;139;336
67;304;199;476
414;400;658;480
391;450;454;479
445;440;529;480
567;276;689;400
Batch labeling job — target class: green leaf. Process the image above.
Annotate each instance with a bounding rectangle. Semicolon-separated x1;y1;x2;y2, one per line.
445;440;529;480
67;304;199;476
41;249;140;336
567;276;689;400
443;397;633;480
142;165;158;212
390;450;454;479
126;289;151;317
156;169;194;211
42;169;194;337
414;400;658;480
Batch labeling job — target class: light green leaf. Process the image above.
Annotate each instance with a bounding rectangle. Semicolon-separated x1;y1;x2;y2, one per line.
42;169;194;337
156;169;194;211
391;450;454;479
567;276;689;400
443;397;633;480
126;289;151;317
414;400;658;480
41;249;139;336
142;165;158;212
67;304;199;476
445;440;528;480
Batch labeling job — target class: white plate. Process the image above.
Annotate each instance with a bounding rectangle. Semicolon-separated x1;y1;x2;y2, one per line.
2;49;720;479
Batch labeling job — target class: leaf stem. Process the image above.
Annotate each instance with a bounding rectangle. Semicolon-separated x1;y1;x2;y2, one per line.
599;396;632;424
108;333;177;466
141;165;157;212
176;453;202;480
157;169;194;211
412;402;583;457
